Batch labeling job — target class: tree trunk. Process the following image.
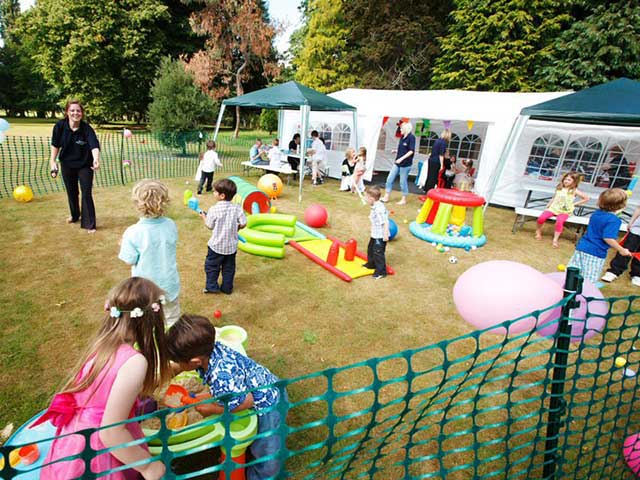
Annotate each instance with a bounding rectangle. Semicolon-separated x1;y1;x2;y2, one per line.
233;60;248;139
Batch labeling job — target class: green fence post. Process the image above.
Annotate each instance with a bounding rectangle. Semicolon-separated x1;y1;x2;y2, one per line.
119;131;125;186
542;266;582;479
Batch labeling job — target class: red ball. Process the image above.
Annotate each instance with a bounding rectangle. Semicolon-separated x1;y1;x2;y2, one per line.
304;204;328;228
213;310;222;319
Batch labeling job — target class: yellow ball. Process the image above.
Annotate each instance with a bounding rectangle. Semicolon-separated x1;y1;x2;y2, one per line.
615;357;627;368
557;264;566;272
270;206;277;213
257;174;283;199
12;185;34;203
403;219;408;224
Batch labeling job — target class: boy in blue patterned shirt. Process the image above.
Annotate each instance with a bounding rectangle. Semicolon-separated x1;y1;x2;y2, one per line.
168;314;287;480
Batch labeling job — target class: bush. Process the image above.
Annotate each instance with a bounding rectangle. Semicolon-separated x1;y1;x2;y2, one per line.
259;108;277;135
148;57;215;149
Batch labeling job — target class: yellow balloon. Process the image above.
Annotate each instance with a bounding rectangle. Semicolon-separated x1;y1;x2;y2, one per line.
615;357;627;368
12;185;34;203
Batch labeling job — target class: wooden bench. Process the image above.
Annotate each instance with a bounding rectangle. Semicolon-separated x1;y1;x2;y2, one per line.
241;161;298;184
512;207;628;237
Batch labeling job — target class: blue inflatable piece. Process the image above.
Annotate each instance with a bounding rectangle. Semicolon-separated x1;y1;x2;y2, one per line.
0;118;9;131
409;221;486;249
389;218;399;241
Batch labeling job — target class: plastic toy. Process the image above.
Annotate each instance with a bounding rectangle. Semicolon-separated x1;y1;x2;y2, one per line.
165;384;202;407
453;261;563;334
616;357;627;368
187;197;204;214
0;118;10;131
184;189;193;206
229;176;270;214
410;189;487;249
257;173;283;199
557;264;566;272
270;206;277;213
13;185;34;203
289;236;395;282
449;256;458;264
535;272;607;342
216;325;248;355
304;204;328;228
388;218;398;241
214;310;222;319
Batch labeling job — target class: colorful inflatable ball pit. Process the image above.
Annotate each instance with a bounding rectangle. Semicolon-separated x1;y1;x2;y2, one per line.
410;189;486;249
535;272;607;343
453;261;563;335
257;173;283;199
304;204;328;228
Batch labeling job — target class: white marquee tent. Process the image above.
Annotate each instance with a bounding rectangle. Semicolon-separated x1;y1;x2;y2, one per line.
279;88;569;207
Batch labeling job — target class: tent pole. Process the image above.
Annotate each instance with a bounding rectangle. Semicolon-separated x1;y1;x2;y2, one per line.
213;104;226;141
352;110;359;148
483;115;529;212
277;109;284;144
299;105;311;202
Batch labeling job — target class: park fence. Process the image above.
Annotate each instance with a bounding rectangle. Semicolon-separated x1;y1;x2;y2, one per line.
1;271;640;479
0;131;255;198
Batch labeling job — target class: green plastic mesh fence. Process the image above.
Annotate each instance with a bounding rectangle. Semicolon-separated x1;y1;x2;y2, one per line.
1;272;640;480
0;132;255;198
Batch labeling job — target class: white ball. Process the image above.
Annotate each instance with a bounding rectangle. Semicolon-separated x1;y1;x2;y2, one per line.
471;245;477;250
449;256;458;264
431;242;437;246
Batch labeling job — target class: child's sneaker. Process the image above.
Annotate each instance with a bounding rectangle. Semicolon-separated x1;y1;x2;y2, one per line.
601;272;618;283
632;276;640;287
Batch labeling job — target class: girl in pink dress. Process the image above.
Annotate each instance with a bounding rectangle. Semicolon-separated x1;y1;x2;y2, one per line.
34;277;172;479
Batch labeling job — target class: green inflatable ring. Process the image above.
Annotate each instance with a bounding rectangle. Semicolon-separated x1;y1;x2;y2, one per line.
252;224;296;237
239;228;285;247
238;241;285;259
246;213;296;228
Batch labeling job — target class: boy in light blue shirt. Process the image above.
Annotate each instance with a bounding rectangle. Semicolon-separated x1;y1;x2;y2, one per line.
119;179;181;325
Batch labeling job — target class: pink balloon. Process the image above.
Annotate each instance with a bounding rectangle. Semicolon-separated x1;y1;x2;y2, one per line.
536;272;607;342
123;128;133;138
624;433;640;475
453;261;563;334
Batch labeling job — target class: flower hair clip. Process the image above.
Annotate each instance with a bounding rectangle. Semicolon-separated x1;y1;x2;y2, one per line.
110;306;121;318
130;308;144;318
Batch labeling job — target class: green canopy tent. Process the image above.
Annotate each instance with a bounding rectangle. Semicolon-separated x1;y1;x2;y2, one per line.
213;81;357;201
484;78;640;208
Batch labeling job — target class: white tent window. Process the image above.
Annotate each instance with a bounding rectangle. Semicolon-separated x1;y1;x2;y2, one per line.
419;132;439;155
459;134;483;160
524;134;564;180
560;136;603;184
332;123;351;151
449;133;461;157
597;141;640;189
315;123;332;150
377;129;387;151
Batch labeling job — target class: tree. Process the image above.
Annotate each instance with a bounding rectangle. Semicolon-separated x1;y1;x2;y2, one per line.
293;0;356;93
431;0;574;91
535;1;640;90
184;0;280;137
344;0;453;90
148;57;215;149
23;0;172;122
259;108;277;134
0;0;19;38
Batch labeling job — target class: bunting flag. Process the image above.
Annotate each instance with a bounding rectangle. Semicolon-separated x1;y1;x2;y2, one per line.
443;120;452;130
382;116;390;127
401;117;410;124
467;120;474;131
422;119;431;133
414;121;423;136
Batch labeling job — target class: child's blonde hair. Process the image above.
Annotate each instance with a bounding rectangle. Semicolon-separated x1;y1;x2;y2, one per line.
598;188;627;212
345;147;355;160
365;185;382;200
441;130;452;142
556;172;581;192
61;277;171;397
132;179;169;217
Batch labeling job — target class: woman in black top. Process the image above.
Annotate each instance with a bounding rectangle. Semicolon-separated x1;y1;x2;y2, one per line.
49;100;101;232
423;130;451;194
287;133;301;171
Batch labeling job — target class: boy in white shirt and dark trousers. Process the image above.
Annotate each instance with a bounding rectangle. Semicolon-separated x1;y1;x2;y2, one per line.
362;185;390;279
307;130;327;185
201;178;247;294
198;140;222;195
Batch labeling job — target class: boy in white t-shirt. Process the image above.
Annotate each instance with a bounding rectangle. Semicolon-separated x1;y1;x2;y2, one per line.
198;140;223;194
268;138;285;170
307;130;327;185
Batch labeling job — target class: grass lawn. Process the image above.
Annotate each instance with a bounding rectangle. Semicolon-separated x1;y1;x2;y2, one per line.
0;173;637;476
